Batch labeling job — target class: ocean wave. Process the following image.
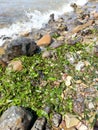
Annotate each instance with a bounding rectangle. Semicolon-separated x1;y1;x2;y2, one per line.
0;0;88;46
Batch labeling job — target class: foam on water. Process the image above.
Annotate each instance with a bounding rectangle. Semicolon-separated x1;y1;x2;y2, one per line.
0;0;88;46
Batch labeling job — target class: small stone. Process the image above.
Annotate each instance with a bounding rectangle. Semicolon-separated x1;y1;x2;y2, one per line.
51;113;62;128
7;60;23;71
42;51;52;58
76;80;82;84
75;61;85;71
76;122;88;130
88;102;94;109
0;47;5;55
31;117;46;130
65;76;72;87
37;34;52;46
19;31;30;37
64;114;80;128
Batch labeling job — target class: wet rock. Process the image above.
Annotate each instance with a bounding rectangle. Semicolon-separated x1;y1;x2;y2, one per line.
31;117;46;130
51;113;62;128
72;20;94;33
7;60;23;71
75;61;85;71
42;51;52;58
0;106;33;130
37;34;52;46
64;114;80;128
48;13;55;24
6;37;38;60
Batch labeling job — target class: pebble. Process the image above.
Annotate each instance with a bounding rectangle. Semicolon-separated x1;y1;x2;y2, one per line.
75;61;85;71
65;76;72;87
7;60;23;71
51;113;62;128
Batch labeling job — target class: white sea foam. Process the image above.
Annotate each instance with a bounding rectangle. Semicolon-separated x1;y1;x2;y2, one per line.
0;0;88;46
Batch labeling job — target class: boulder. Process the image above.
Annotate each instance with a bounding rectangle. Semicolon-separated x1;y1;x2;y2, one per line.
37;34;52;46
7;60;23;71
0;106;33;130
6;37;38;60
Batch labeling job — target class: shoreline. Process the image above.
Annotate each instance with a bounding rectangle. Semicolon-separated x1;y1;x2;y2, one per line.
0;1;98;130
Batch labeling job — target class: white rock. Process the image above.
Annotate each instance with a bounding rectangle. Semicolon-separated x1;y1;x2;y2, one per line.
64;114;80;128
88;102;94;109
78;124;88;130
65;76;72;86
75;61;85;71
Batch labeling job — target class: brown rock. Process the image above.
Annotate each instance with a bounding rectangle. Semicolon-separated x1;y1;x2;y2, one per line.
0;60;7;68
7;60;23;71
72;20;94;33
0;47;5;55
37;34;52;46
19;31;30;37
93;12;98;19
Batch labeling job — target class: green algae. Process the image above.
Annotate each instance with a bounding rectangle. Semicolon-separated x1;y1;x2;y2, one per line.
0;42;98;126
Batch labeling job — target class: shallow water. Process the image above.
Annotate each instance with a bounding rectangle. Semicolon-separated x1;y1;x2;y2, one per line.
0;0;88;46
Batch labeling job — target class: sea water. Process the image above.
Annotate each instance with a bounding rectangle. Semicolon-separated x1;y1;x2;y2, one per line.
0;0;88;46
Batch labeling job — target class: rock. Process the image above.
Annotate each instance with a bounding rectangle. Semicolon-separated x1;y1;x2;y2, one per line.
6;37;38;60
48;13;55;24
0;47;5;55
67;36;83;45
73;94;84;114
0;59;7;68
7;60;23;71
51;113;62;128
42;51;52;58
93;42;98;56
75;61;85;71
88;102;94;109
50;41;63;49
31;117;46;130
19;31;30;37
44;106;51;115
81;28;92;36
64;114;80;128
37;34;52;46
93;12;98;19
65;76;72;87
76;122;88;130
60;120;76;130
57;23;68;32
0;106;33;130
72;20;94;33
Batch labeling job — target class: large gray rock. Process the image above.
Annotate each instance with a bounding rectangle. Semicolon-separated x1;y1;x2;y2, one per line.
0;106;33;130
5;37;38;60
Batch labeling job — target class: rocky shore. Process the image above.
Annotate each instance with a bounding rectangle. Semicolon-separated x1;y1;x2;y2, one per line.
0;0;98;130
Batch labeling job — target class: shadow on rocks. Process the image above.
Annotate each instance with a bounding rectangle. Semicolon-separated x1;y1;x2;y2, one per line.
25;107;38;130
